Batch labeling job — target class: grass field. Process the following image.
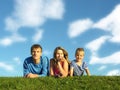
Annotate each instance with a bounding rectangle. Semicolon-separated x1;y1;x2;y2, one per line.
0;76;120;90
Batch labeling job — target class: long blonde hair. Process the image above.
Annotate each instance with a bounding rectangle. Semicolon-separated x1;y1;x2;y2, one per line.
52;46;70;65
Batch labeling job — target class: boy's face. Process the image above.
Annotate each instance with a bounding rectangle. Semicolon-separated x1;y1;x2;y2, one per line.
31;47;42;61
75;51;84;62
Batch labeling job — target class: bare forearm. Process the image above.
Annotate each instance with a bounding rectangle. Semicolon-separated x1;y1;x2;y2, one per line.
26;73;39;78
58;62;68;77
70;68;73;76
50;68;54;76
86;69;90;76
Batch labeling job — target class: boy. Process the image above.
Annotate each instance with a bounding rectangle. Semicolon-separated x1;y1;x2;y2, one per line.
70;48;90;76
23;44;49;78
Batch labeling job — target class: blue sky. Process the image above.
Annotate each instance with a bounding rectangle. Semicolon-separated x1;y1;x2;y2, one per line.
0;0;120;77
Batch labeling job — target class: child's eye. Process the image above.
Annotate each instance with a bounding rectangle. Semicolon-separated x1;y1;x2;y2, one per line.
37;51;40;53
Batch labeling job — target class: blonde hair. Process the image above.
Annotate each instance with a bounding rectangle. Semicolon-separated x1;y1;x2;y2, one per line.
52;46;70;64
75;48;84;56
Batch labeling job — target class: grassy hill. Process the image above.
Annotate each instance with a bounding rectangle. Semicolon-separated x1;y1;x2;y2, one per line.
0;76;120;90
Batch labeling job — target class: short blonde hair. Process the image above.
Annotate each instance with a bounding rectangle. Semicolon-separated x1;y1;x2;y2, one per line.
75;48;84;56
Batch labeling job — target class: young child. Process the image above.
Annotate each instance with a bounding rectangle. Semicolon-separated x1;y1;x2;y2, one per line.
50;46;70;78
70;48;90;76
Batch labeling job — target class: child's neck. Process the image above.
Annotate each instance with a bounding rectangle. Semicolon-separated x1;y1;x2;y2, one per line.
76;61;82;66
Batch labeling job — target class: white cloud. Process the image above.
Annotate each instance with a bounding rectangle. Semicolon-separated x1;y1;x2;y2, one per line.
0;62;14;71
43;0;65;19
4;0;64;46
85;35;110;55
0;33;26;46
0;38;12;46
68;4;120;43
85;4;120;65
5;17;20;32
98;65;106;71
5;0;65;32
107;69;120;76
32;29;43;43
13;57;21;64
93;4;120;43
68;18;93;38
89;51;120;64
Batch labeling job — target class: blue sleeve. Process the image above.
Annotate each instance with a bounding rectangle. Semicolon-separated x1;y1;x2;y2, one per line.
39;56;49;77
83;62;88;69
70;60;75;68
23;60;30;76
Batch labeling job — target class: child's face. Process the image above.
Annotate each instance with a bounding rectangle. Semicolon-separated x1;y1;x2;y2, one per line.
75;51;84;62
56;49;64;61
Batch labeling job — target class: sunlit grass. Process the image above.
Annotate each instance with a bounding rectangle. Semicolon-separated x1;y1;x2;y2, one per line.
0;76;120;90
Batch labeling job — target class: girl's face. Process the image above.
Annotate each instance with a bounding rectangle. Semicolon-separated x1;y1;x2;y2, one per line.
56;49;64;61
75;51;84;62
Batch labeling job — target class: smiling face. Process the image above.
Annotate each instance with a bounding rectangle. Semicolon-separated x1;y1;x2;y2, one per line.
75;51;84;62
31;47;42;62
56;49;64;61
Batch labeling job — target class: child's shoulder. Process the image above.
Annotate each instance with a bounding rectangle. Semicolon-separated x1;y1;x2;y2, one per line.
71;59;75;62
82;61;88;68
70;60;76;65
82;61;87;64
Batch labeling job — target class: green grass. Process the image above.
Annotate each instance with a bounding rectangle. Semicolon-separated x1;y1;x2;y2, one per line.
0;76;120;90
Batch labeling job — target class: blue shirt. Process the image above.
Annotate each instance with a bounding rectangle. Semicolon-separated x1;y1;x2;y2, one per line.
23;56;49;77
70;60;88;76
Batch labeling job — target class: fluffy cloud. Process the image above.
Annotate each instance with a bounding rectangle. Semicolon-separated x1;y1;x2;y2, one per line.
67;4;120;67
68;18;93;38
86;35;110;55
93;4;120;43
0;0;65;76
98;65;107;71
107;69;120;76
0;62;14;71
3;0;64;46
0;33;26;46
13;57;21;65
85;4;120;65
89;51;120;64
32;29;44;43
43;0;65;19
5;0;65;32
68;4;120;42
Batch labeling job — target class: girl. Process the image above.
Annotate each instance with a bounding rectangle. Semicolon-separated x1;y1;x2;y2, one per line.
50;46;70;77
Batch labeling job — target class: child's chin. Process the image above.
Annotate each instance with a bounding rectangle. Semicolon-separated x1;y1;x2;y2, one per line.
77;59;82;61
